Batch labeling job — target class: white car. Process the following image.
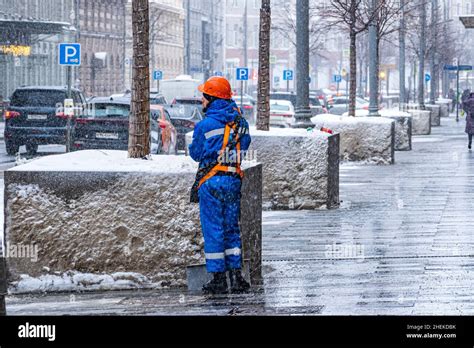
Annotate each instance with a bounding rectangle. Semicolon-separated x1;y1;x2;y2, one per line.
269;100;295;128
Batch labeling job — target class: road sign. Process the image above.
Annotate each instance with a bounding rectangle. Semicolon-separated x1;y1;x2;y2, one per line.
236;67;249;81
283;70;294;81
59;43;81;66
444;65;457;71
458;65;473;71
153;70;163;81
333;75;342;83
425;73;431;82
444;64;473;71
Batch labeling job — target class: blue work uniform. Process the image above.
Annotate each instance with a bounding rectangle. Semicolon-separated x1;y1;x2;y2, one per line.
189;99;251;273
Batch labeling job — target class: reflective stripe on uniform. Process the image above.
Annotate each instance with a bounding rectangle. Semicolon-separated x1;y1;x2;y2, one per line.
205;128;234;139
225;248;241;256
205;252;225;260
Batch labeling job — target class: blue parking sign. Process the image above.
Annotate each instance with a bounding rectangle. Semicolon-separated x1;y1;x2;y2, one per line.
59;43;81;66
283;70;294;81
153;70;163;80
236;68;249;81
425;73;431;82
333;75;342;83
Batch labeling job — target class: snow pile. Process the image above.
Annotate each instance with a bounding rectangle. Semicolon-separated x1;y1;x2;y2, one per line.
425;104;441;126
12;150;199;173
248;127;338;210
407;109;431;135
311;114;395;164
340;109;411;118
9;271;157;294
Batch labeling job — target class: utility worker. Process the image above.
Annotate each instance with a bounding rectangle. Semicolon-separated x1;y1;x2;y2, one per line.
189;76;251;294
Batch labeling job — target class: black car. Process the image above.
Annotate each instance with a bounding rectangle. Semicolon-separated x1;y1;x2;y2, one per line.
4;86;86;155
165;103;202;151
72;97;173;154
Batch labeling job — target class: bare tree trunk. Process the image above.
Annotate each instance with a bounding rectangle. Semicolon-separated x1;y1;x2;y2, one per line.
129;0;151;158
349;30;357;116
256;0;271;131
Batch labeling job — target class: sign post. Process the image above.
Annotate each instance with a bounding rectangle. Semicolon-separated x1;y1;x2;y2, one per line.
59;43;81;152
236;68;249;111
283;70;294;92
153;70;163;93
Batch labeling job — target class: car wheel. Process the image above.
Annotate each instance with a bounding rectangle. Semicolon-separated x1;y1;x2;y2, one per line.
6;140;20;156
26;142;38;156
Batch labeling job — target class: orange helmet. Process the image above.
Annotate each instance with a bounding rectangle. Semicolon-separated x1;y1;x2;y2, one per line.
198;76;233;100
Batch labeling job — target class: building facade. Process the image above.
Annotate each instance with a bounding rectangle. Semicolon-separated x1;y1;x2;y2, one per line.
125;0;185;90
0;0;74;99
225;0;292;94
184;0;225;81
75;0;127;97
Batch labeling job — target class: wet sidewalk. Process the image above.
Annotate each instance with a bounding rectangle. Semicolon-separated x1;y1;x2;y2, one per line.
6;116;474;315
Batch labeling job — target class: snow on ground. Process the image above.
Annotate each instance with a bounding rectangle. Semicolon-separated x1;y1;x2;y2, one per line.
9;271;157;294
10;150;199;173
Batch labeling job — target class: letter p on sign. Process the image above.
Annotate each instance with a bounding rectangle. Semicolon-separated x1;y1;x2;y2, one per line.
59;43;81;66
236;68;249;81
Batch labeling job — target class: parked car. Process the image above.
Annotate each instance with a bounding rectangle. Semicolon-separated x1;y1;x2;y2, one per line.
150;93;168;105
328;96;370;115
269;92;326;116
233;95;255;124
72;97;177;154
269;99;295;128
165;103;203;151
170;97;203;117
4;86;86;155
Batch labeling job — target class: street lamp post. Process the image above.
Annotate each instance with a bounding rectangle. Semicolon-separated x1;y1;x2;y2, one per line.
418;0;426;109
293;0;312;128
399;0;406;107
368;0;379;116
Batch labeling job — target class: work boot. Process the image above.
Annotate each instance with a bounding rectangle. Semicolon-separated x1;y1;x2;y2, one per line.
202;272;228;294
228;269;250;294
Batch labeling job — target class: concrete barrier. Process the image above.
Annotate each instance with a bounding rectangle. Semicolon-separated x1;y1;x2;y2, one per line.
248;128;340;211
425;104;441;126
341;109;412;152
436;100;450;117
4;151;263;293
312;114;395;164
407;109;431;135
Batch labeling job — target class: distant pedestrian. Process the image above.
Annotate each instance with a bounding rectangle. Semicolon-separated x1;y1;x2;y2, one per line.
462;91;474;150
448;88;456;112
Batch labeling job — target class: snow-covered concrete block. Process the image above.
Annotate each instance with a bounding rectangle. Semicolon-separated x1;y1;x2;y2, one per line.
435;100;450;118
408;109;431;135
347;109;412;152
4;151;263;293
425;104;441;126
312;114;395;165
247;128;339;210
